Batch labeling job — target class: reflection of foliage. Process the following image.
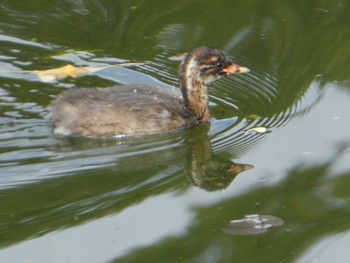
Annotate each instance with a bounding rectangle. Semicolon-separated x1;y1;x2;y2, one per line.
0;1;349;261
0;156;184;249
0;124;251;248
2;0;349;119
113;145;350;263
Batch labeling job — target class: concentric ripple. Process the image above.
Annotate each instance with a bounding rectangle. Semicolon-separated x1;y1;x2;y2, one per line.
0;40;323;189
207;55;323;155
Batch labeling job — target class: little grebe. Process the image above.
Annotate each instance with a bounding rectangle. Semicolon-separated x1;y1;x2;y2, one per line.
48;47;249;137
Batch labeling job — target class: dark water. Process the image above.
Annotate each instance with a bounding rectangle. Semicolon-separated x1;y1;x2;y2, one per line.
1;1;350;262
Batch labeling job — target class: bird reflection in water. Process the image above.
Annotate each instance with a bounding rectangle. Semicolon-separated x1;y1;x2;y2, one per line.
184;124;253;191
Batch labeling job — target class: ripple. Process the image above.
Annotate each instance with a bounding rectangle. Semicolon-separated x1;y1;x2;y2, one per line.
0;43;323;189
214;56;279;112
208;56;323;156
0;34;54;50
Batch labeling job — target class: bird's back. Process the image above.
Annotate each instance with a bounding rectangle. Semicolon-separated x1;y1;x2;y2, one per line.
47;84;197;137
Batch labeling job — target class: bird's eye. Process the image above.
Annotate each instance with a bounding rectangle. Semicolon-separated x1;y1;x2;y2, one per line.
215;62;223;69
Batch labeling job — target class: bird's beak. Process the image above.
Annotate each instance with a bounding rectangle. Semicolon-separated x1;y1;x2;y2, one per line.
222;63;250;75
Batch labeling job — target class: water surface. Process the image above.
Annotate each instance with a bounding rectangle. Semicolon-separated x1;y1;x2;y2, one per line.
0;1;350;262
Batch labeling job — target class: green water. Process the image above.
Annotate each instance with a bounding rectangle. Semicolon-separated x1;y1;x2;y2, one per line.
0;0;350;262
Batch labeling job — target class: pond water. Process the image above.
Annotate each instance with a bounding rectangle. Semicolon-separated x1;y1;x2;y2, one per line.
1;0;350;262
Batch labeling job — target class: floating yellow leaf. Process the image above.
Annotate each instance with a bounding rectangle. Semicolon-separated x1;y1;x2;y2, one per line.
244;126;270;135
32;64;88;82
27;62;145;83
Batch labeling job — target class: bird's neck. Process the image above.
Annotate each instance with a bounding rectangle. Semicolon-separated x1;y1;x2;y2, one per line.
180;69;210;122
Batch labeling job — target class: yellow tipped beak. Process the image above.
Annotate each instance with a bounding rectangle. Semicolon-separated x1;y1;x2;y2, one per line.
222;64;250;75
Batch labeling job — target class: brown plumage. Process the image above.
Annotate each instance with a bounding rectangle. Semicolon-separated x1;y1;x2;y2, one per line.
47;47;249;137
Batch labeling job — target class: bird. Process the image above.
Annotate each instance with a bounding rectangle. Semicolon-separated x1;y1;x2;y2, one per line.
47;46;249;137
